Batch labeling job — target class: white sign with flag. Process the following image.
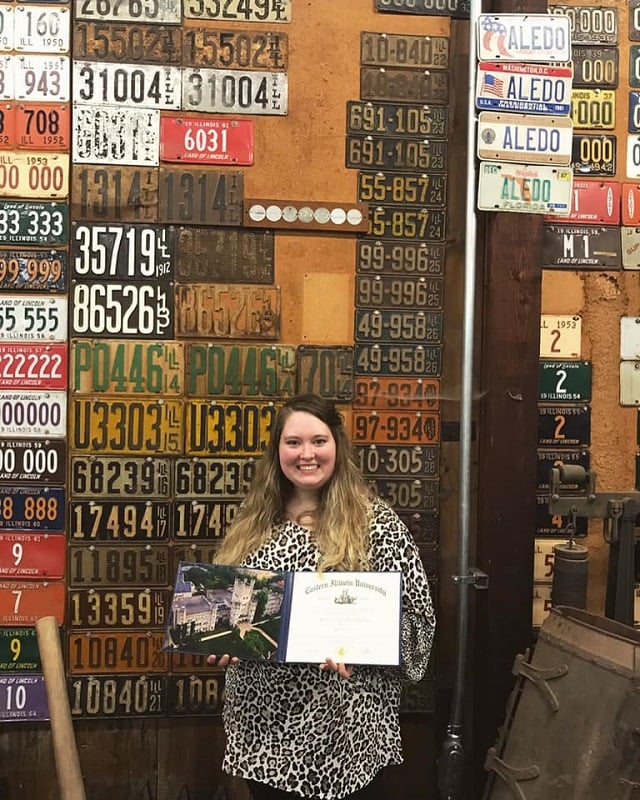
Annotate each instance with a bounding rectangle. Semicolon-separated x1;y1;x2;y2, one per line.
477;14;571;62
476;62;572;115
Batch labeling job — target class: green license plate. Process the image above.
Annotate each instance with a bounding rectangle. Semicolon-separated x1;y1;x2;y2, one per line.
0;627;43;671
538;360;592;401
186;343;294;397
0;201;68;245
296;346;354;400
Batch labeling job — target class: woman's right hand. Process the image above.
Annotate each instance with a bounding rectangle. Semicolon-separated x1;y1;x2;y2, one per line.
206;654;238;669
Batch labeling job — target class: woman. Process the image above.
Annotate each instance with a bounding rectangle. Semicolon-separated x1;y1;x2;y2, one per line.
210;394;435;800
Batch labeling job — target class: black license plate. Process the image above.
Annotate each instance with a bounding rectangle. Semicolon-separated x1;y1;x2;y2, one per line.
0;201;68;245
571;134;616;176
71;166;158;223
0;249;67;292
71;222;175;281
173;500;240;540
0;628;42;671
550;5;618;45
367;477;439;511
296;346;354;401
346;136;447;171
353;411;440;445
354;377;440;410
177;227;274;284
346;101;448;138
355;344;442;377
168;674;224;716
186;343;295;397
355;309;443;344
357;240;445;276
184;401;277;456
174;458;256;498
68;545;170;587
375;0;470;17
70;456;172;498
368;207;446;241
537;449;590;490
67;631;167;674
182;28;288;70
398;510;439;544
360;67;448;104
69;501;171;542
68;589;169;628
71;282;174;338
175;284;280;340
358;172;446;207
356;275;444;309
68;675;167;718
73;21;182;63
538;405;591;447
0;439;66;484
572;46;618;88
536;495;588;537
158;168;243;225
543;224;621;269
0;486;64;532
170;543;220;575
354;444;439;478
360;31;449;69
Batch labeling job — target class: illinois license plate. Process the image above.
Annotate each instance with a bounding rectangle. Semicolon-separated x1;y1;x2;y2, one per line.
184;400;277;456
0;486;64;531
68;631;167;674
170;543;219;575
0;439;66;483
68;544;169;587
0;580;64;624
182;28;287;70
360;31;449;69
537;449;590;490
177;227;274;284
355;344;442;377
69;501;171;542
14;5;70;53
360;67;448;104
353;411;440;445
73;61;181;109
0;200;67;244
68;588;168;628
475;62;572;115
549;5;618;45
0;342;67;389
296;346;353;400
73;105;159;166
0;248;66;292
368;207;446;241
160;116;253;165
173;499;240;539
16;103;70;149
0;7;13;51
356;275;444;309
175;284;279;339
0;532;65;577
168;674;223;716
68;675;167;718
538;405;591;447
174;458;256;498
0;295;66;341
71;340;183;395
14;55;70;102
558;178;620;225
181;68;287;115
358;172;446;207
572;46;618;88
73;21;182;63
477;162;573;216
354;377;440;410
0;674;48;721
571;89;615;130
186;343;295;397
0;627;42;670
536;495;588;537
622;227;640;268
633;0;640;41
400;510;438;543
367;477;438;511
0;391;66;437
183;0;291;21
477;14;570;61
540;314;581;359
539;360;592;402
355;309;443;344
533;538;564;584
70;283;174;338
477;112;573;165
354;444;439;478
158;167;242;225
346;136;447;171
571;133;616;176
543;224;621;269
70;456;171;498
346;101;449;137
375;0;470;17
628;135;640;179
75;0;181;23
0;144;68;196
71;165;158;222
69;398;182;454
357;241;445;276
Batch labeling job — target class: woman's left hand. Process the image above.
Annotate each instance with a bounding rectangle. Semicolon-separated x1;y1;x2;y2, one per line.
320;658;353;679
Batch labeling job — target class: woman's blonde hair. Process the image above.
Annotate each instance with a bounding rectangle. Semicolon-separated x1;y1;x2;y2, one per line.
215;394;373;571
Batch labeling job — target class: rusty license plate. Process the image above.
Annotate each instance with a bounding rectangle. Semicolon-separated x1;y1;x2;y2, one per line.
186;343;294;398
354;377;440;410
182;68;287;115
73;61;181;108
68;544;170;587
69;398;182;454
355;345;442;377
0;627;42;671
177;227;273;284
0;580;64;624
68;674;167;718
68;588;169;628
70;456;171;498
182;28;287;70
572;46;618;88
0;532;65;578
360;67;448;104
175;284;280;340
183;0;291;21
69;500;171;542
71;340;183;395
158;167;242;225
68;631;167;674
173;500;240;540
296;346;353;401
538;405;591;447
73;21;182;63
0;674;49;721
553;178;620;225
571;133;616;176
0;200;67;245
73;105;159;166
346;136;447;172
167;673;223;716
0;342;67;390
354;444;439;478
0;391;66;438
0;295;66;341
542;224;621;269
571;89;615;130
346;101;448;138
71;165;158;222
355;309;443;344
367;477;438;511
356;275;444;309
361;31;449;69
357;240;445;277
358;172;446;207
174;457;256;498
0;248;66;292
184;400;277;457
0;439;66;484
15;103;70;150
537;449;590;490
0;486;64;532
352;411;440;445
160;116;253;165
550;5;618;45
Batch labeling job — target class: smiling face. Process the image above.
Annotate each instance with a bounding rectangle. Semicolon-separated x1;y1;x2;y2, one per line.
278;410;337;498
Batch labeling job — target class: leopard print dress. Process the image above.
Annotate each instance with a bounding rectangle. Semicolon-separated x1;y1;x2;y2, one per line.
221;498;436;799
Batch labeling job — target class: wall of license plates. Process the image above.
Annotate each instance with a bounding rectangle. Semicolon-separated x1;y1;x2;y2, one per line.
0;0;469;766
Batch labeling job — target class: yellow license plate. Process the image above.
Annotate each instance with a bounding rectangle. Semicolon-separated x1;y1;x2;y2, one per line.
0;152;69;199
184;400;278;456
571;89;615;130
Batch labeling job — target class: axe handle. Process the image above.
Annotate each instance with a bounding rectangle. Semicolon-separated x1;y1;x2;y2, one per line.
36;615;86;800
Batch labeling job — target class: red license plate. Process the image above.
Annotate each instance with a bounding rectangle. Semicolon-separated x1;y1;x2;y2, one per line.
16;104;70;150
0;342;67;390
548;178;620;224
622;183;640;224
0;532;65;579
160;116;254;165
0;581;64;625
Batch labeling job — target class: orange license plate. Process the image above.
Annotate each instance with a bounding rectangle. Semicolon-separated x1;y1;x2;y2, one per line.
16;104;70;150
0;581;64;625
353;377;440;410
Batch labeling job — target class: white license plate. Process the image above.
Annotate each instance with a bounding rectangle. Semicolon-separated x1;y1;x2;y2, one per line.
620;316;640;359
627;134;640;179
476;62;572;115
0;294;67;341
477;161;573;215
73;62;181;110
549;5;618;46
0;390;66;437
14;55;70;102
539;314;581;358
72;105;159;165
0;152;68;199
0;7;13;51
74;0;182;23
14;6;70;54
620;361;640;406
622;226;640;269
477;14;571;62
181;69;288;115
477;111;573;164
533;538;564;583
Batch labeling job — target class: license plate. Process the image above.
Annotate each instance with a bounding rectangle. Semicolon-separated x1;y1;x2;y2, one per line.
0;439;66;483
69;501;171;542
374;0;470;17
572;46;618;88
536;495;587;537
0;56;12;99
158;167;242;225
355;344;442;377
622;227;640;268
186;343;295;397
354;444;439;478
69;398;182;454
71;340;183;395
183;0;290;21
533;538;564;584
69;544;169;587
175;284;279;339
360;67;448;104
549;5;618;45
0;674;48;721
168;674;223;716
368;207;446;241
73;105;159;165
68;631;167;674
0;580;64;624
366;477;438;511
14;55;70;101
70;456;171;498
620;361;640;405
0;294;66;341
623;184;640;225
477;112;573;165
71;166;158;222
357;241;446;276
170;543;219;576
620;316;640;359
0;486;64;531
173;499;240;539
0;391;66;437
478;13;570;61
69;588;168;628
477;162;573;216
543;224;621;269
354;377;440;410
0;342;66;390
358;172;446;207
0;200;67;244
177;227;274;284
72;222;175;281
0;103;13;147
558;178;620;225
571;89;615;130
174;457;256;498
181;68;287;115
355;309;443;344
356;275;444;309
346;101;449;137
0;627;42;670
353;411;440;445
540;314;581;359
182;28;287;70
360;31;449;69
14;6;70;53
70;283;174;338
244;200;368;232
73;61;181;109
539;360;592;402
0;6;12;51
475;62;573;115
160;116;253;165
68;675;167;718
633;0;640;41
346;136;447;172
73;21;182;63
184;400;277;456
538;405;591;447
628;134;640;179
399;510;439;544
15;103;70;149
0;532;65;577
537;449;590;490
571;133;616;176
296;346;354;401
75;0;181;23
0;248;66;292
